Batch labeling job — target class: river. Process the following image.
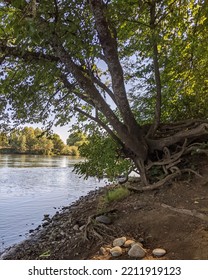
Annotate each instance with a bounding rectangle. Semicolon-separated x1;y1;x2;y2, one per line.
0;154;106;253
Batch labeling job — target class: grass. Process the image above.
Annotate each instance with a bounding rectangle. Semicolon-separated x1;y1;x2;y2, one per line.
97;186;131;214
104;186;131;203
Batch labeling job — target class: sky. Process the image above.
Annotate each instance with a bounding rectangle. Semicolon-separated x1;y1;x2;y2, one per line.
52;124;71;143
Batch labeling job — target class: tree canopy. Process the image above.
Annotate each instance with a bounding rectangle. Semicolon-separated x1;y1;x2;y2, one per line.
0;0;208;186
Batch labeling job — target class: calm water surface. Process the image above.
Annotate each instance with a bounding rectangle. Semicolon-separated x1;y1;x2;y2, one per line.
0;154;106;253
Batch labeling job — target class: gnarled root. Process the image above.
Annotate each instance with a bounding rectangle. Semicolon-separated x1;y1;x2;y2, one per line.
127;168;202;192
83;210;117;241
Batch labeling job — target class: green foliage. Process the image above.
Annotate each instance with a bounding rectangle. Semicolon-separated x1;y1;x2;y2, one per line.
0;132;9;147
115;0;208;122
66;145;79;157
104;186;130;203
0;0;208;181
97;186;130;213
66;132;86;147
50;133;65;155
74;132;132;180
0;127;68;155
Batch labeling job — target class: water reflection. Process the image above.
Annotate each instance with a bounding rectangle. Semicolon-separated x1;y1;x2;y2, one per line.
0;154;105;252
0;154;81;168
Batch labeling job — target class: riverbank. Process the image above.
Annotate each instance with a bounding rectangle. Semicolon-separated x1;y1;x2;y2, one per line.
1;156;208;260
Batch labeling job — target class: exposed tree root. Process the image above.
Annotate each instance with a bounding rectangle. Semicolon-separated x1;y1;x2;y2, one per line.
127;168;202;192
160;203;208;222
146;139;187;171
127;171;181;192
83;210;117;241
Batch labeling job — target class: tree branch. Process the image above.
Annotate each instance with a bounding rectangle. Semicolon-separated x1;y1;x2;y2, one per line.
89;0;141;133
89;74;117;105
51;35;130;139
0;42;60;63
74;106;123;146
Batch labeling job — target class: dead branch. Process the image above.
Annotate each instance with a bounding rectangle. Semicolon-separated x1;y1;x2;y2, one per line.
160;203;208;222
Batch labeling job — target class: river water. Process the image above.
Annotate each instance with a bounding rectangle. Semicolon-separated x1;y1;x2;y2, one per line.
0;154;106;253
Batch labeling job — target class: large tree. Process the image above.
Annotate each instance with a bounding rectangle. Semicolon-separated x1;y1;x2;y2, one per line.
0;0;207;186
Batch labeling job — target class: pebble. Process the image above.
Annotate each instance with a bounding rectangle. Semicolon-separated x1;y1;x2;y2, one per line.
152;248;166;257
42;221;50;227
113;237;127;247
110;246;122;257
99;247;106;255
79;225;85;231
73;224;79;231
95;215;111;225
128;244;146;258
123;239;135;248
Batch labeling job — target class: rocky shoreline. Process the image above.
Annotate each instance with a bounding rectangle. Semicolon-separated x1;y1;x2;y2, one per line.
0;186;113;260
2;165;208;260
0;180;169;260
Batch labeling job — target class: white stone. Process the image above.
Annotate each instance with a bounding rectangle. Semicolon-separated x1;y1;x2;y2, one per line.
152;248;166;257
128;244;146;258
110;246;122;257
113;237;127;247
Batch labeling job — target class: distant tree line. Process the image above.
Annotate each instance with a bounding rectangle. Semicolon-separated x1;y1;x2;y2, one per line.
0;127;85;156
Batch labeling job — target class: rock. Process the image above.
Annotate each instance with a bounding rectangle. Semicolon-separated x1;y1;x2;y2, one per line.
146;234;153;243
99;247;106;255
43;214;51;222
42;221;50;227
138;237;144;243
110;246;122;257
113;237;127;247
73;224;79;231
95;215;111;225
123;239;135;248
133;242;143;247
79;225;85;231
128;244;146;258
152;248;166;257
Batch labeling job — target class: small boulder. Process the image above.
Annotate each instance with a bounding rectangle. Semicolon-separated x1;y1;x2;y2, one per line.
95;215;111;224
152;248;166;257
110;246;122;257
113;237;127;247
128;244;146;258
